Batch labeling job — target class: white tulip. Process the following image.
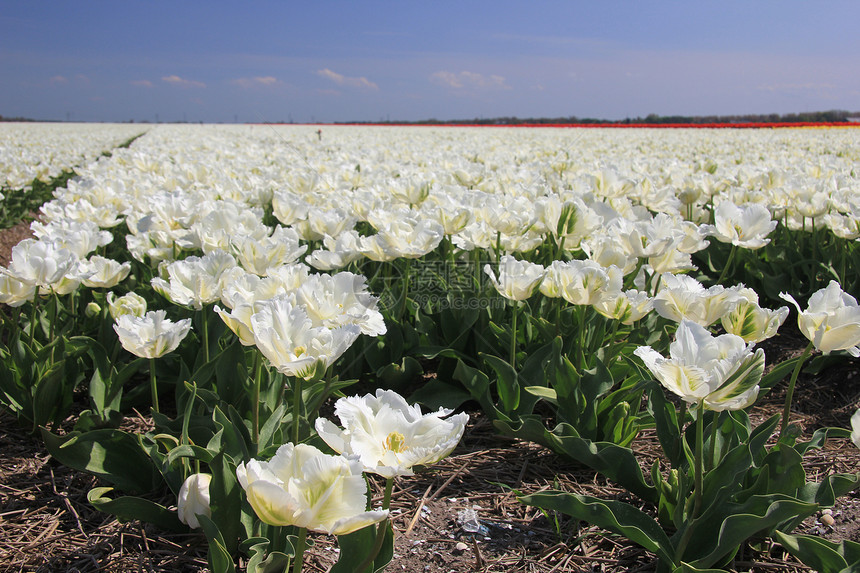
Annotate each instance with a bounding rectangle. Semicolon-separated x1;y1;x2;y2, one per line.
152;250;238;310
711;200;777;249
106;291;147;319
779;281;860;356
315;389;468;478
653;273;738;327
177;473;212;529
236;443;388;534
721;287;788;343
6;239;77;289
634;320;764;411
593;289;654;325
851;409;860;450
113;310;192;359
0;271;37;307
484;255;545;302
81;255;131;288
250;296;361;379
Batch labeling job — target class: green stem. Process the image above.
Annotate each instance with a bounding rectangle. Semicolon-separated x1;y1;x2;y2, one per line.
252;350;263;444
674;400;705;564
382;477;394;510
290;527;307;573
693;400;704;517
677;401;688;437
292;376;303;445
707;411;720;471
577;304;586;371
780;341;815;437
201;307;210;363
510;302;518;369
352;477;395;573
28;293;39;345
356;518;390;573
716;243;737;286
398;258;411;321
49;289;59;364
149;357;159;414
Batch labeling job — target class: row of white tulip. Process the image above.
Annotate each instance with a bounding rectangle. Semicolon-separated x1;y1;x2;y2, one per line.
0;122;143;191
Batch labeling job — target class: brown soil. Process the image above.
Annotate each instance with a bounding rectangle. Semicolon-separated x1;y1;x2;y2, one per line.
0;225;858;572
0;217;35;267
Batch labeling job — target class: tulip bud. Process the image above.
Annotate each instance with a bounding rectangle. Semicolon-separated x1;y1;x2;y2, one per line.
107;291;147;320
85;301;102;318
851;409;860;450
177;473;212;529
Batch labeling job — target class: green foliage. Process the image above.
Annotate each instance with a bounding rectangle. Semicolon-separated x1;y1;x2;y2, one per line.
521;404;860;571
773;531;860;573
0;168;77;229
331;521;395;573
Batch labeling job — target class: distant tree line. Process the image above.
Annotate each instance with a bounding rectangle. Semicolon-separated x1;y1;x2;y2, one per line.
0;115;43;122
344;109;860;126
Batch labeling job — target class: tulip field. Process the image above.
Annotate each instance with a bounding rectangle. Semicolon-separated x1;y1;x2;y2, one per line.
1;121;860;572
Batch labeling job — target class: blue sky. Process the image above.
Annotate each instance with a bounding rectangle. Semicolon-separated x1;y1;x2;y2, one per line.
2;1;858;123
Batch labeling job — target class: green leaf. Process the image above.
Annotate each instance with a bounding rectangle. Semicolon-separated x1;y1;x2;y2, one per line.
796;472;860;510
495;417;657;502
209;452;243;556
409;378;472;412
523;386;558;402
41;428;160;493
795;426;850;456
257;404;289;453
330;521;394;573
214;339;250;409
520;491;674;566
648;384;684;468
87;487;185;532
212;406;252;463
580;356;615;404
452;359;496;417
758;355;802;394
673;564;729;573
165;444;215;465
198;514;237;573
685;495;819;569
773;530;860;573
241;537;293;573
482;353;520;413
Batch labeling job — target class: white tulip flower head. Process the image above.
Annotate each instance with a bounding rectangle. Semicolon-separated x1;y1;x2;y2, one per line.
315;389;468;478
236;443;388;535
177;473;212;529
851;409;860;450
250;295;361;380
634;320;764;411
113;310;192;359
484;255;545;302
711;200;777;249
779;281;860;356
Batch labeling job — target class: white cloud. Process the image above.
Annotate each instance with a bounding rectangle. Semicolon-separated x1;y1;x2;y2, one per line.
316;68;378;90
49;75;68;85
430;71;510;90
162;75;206;88
131;79;153;88
232;76;280;88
